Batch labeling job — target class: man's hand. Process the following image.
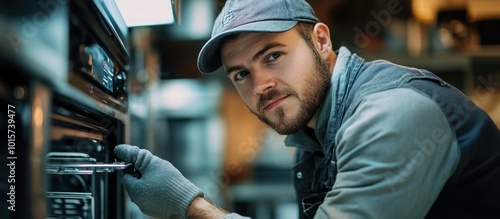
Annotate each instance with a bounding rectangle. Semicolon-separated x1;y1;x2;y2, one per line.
114;144;203;218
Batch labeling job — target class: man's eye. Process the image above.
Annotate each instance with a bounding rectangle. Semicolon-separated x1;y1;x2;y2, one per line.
234;70;250;81
267;52;282;62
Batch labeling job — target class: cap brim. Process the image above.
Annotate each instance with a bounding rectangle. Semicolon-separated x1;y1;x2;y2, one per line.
197;20;298;74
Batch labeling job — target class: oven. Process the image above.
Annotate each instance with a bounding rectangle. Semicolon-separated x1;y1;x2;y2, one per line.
0;0;131;218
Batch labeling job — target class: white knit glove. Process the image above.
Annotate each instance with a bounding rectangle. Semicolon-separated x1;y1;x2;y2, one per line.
114;144;203;218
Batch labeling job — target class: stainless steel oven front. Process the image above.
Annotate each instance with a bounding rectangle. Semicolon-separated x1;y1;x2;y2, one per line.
0;0;131;218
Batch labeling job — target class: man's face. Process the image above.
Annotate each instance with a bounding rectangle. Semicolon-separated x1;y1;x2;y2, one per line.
220;27;331;135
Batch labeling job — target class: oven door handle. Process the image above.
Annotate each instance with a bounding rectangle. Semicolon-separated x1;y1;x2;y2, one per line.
46;161;132;174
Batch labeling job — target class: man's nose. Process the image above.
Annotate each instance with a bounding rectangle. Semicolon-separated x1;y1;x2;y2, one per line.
251;69;276;95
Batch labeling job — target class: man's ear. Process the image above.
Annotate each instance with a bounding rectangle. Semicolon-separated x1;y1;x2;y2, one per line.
312;22;332;57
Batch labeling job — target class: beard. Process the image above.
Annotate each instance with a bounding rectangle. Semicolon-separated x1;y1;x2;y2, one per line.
251;47;331;135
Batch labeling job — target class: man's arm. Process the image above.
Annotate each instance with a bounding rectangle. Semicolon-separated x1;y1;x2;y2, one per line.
314;88;461;218
187;197;254;219
187;197;229;219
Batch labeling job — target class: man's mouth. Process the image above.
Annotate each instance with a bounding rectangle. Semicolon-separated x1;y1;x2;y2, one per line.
263;95;289;110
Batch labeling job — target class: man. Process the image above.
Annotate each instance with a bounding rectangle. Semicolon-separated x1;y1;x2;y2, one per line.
114;0;500;218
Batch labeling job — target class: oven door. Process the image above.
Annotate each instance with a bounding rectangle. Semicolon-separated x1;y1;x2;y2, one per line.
46;97;129;219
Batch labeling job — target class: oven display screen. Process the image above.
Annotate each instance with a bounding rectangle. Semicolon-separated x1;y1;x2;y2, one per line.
83;44;115;93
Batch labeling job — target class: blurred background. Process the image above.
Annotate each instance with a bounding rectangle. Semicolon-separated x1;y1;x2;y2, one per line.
0;0;499;219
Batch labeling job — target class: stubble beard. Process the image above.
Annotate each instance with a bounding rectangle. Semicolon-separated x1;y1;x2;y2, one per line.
252;48;331;135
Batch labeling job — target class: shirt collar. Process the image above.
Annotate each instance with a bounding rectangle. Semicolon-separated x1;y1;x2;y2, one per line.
284;47;364;151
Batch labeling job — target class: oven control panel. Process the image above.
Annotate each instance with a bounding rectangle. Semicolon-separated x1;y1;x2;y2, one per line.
76;43;128;101
68;0;130;113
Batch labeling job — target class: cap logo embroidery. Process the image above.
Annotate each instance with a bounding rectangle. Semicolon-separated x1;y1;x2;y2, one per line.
222;11;235;26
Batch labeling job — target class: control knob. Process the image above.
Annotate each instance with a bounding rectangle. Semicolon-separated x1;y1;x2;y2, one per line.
114;71;127;100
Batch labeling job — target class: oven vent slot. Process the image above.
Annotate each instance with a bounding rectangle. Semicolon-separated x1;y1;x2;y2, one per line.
46;192;94;219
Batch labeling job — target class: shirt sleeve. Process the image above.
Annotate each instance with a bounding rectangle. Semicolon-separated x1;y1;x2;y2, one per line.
314;88;461;219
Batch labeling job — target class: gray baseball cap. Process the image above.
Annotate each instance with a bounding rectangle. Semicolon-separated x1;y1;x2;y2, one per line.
197;0;320;74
